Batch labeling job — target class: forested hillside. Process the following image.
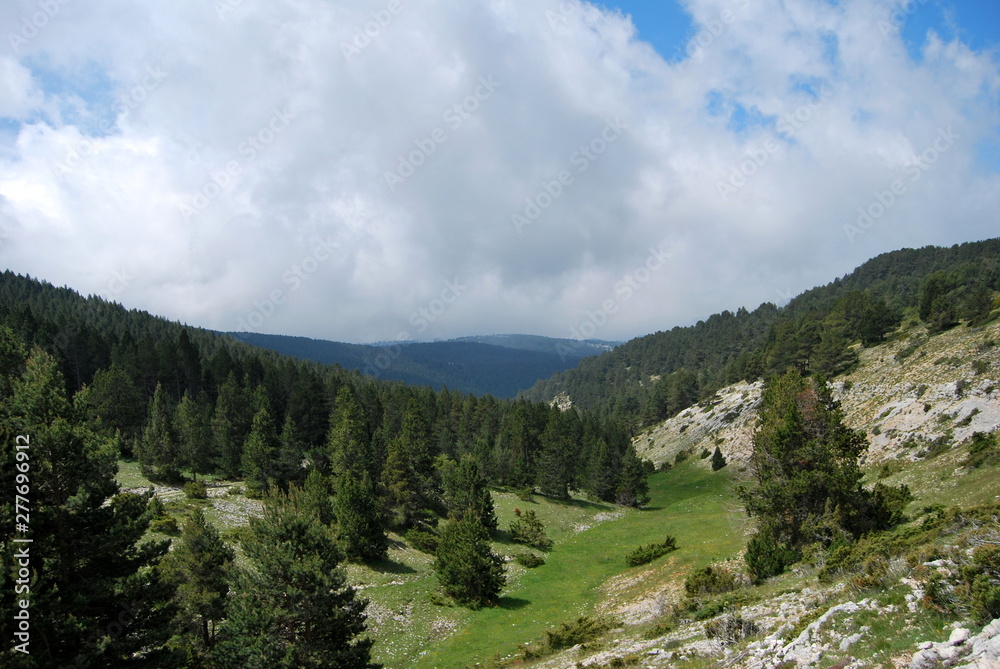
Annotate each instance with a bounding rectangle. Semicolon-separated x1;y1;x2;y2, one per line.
229;331;611;398
522;238;1000;429
0;270;645;668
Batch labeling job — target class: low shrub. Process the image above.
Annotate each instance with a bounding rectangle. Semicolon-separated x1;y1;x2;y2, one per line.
544;616;614;651
625;535;678;567
183;480;207;499
405;527;440;554
509;509;552;551
963;432;998;469
149;516;179;535
704;613;759;645
515;552;545;568
685;565;738;601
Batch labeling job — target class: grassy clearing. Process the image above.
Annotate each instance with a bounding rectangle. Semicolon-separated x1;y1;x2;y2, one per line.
113;458;747;668
416;461;746;668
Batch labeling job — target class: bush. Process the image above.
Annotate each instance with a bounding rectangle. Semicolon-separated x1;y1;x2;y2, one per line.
517;486;535;502
515;552;545;568
509;509;552;551
146;494;167;520
746;532;799;583
625;535;678;567
149;516;179;535
684;566;738;600
704;613;759;645
963;432;998;469
674;450;689;465
183;480;208;499
544;616;613;651
405;527;440;554
700;448;711;459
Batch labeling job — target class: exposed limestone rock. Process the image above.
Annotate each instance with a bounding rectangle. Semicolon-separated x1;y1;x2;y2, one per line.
634;321;1000;468
906;618;1000;668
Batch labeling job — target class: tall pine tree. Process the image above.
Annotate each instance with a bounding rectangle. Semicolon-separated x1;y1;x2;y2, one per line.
163;507;233;657
434;515;506;609
1;348;175;668
334;472;388;563
214;487;377;668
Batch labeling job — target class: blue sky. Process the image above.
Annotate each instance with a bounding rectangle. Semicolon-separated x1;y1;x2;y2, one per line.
1;0;999;343
609;0;1000;63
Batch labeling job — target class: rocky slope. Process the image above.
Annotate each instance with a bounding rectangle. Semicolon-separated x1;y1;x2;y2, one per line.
525;319;1000;669
634;319;1000;471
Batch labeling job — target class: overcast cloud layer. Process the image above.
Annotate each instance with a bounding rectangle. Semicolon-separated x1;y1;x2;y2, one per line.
1;0;998;343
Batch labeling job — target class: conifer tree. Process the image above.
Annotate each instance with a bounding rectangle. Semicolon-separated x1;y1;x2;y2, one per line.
438;454;498;532
163;508;233;655
586;439;617;502
74;362;147;454
301;467;335;526
175;390;214;480
334;472;388;563
212;372;253;479
401;399;436;491
214;488;377;669
327;385;375;480
139;382;183;482
535;410;573;499
381;435;427;529
1;348;175;668
276;413;304;488
434;515;505;609
615;446;650;508
242;403;278;496
738;371;912;578
710;446;727;471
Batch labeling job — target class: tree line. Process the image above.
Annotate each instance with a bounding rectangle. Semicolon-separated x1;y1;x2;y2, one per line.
523;238;1000;429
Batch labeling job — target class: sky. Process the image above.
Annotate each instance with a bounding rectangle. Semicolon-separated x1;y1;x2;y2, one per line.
0;0;998;345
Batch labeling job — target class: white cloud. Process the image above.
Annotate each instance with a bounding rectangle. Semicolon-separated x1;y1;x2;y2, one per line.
0;0;998;343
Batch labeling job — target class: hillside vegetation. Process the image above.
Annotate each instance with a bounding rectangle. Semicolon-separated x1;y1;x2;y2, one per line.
523;238;1000;430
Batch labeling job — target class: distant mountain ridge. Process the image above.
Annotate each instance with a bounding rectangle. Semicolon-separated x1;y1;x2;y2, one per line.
226;332;617;398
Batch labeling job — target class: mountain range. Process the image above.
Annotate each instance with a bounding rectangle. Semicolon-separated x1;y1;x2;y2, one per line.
226;331;618;398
